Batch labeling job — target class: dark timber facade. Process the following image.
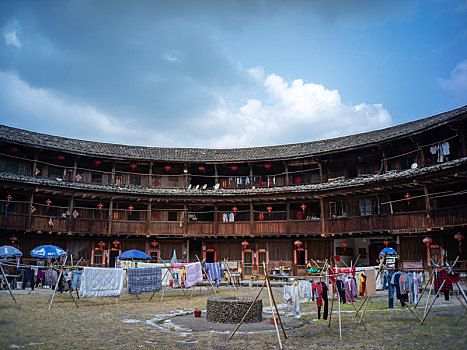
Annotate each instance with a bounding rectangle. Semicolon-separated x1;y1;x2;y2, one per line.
1;106;466;276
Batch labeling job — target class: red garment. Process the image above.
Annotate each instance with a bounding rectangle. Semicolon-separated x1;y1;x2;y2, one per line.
316;282;323;307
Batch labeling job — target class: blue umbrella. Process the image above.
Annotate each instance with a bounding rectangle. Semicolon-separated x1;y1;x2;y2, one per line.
0;245;23;258
30;245;67;258
117;249;151;260
379;247;397;256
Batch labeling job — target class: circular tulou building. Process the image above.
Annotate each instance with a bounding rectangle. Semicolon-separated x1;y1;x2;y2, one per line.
1;105;466;275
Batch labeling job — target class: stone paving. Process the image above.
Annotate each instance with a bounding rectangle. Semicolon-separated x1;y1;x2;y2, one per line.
0;286;466;349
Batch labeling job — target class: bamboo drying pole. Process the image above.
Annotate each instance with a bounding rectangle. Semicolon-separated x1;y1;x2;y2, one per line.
0;262;20;309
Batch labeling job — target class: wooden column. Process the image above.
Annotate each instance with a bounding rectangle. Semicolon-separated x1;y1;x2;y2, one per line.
32;152;40;177
183;201;188;237
320;197;326;237
111;162;116;184
249;200;254;236
249;163;254;187
459;122;467;157
286;200;290;236
72;156;79;182
148;162;153;188
214;164;219;185
214;202;218;236
67;195;75;235
283;161;289;185
107;197;114;236
146;201;152;237
26;191;34;232
317;160;325;183
418;147;425;168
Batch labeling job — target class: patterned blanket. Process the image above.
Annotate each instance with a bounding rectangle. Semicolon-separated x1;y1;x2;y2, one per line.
184;262;203;288
126;267;162;294
79;267;124;298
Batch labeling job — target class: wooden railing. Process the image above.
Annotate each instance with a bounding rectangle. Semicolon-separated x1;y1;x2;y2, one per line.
3;205;466;236
0;213;28;230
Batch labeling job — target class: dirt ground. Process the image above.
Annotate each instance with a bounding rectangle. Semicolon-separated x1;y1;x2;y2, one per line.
0;286;466;349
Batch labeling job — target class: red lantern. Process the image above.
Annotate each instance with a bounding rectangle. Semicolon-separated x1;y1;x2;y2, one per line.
112;240;120;248
405;192;411;205
97;241;105;250
267;206;272;214
454;232;464;253
9;235;17;244
231;165;238;172
57;155;65;160
6;194;12;202
423;237;433;247
130;163;137;170
296;212;303;219
295;177;302;184
241;240;249;249
294;240;302;247
97;203;104;211
232;206;238;215
264;163;271;170
198;165;205;172
128;205;134;215
153;213;160;220
150;241;159;248
300;203;307;213
94;160;102;167
10;147;18;153
341;241;348;251
153;180;160;186
383;239;390;247
164;165;172;172
45;199;52;206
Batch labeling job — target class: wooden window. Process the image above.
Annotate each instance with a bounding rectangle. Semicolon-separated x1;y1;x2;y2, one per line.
129;175;141;186
5;161;20;173
91;173;102;184
329;201;347;218
48;166;62;179
359;198;372;216
336;247;354;256
168;211;178;221
128;211;140;221
359;248;367;258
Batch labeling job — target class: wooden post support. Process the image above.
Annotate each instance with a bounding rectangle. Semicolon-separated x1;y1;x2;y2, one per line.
0;263;20;309
196;255;218;295
264;262;287;339
420;280;445;325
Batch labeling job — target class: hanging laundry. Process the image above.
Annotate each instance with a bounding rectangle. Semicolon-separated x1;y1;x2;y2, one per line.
204;262;222;287
184;262;203;288
79;267;124;298
126;267;162;294
316;281;328;319
228;212;235;222
365;268;377;296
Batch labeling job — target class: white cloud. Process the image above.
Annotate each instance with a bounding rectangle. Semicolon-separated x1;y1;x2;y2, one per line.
200;72;392;147
4;30;21;48
0;70;391;149
0;71;172;146
438;60;467;99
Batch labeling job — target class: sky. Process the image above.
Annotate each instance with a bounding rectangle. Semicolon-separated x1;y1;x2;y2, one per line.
0;0;466;148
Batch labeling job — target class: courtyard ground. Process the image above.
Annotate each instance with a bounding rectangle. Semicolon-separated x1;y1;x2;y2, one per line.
0;286;466;349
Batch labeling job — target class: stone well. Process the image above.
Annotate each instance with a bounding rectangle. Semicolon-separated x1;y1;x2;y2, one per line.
206;296;263;324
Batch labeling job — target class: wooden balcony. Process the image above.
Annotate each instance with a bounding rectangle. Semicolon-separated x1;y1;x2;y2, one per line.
148;221;183;236
30;215;69;233
325;211;428;234
72;219;108;235
2;205;465;237
0;213;28;230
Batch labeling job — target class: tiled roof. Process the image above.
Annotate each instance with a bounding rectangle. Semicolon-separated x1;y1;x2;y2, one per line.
1;157;465;198
0;106;465;162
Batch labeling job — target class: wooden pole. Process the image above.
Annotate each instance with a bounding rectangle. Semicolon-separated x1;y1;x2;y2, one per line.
196;255;218;295
266;274;282;349
224;258;238;289
423;274;435;317
264;262;287;339
48;255;68;311
160;260;191;301
420;280;445;325
0;263;20;309
414;270;434;309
